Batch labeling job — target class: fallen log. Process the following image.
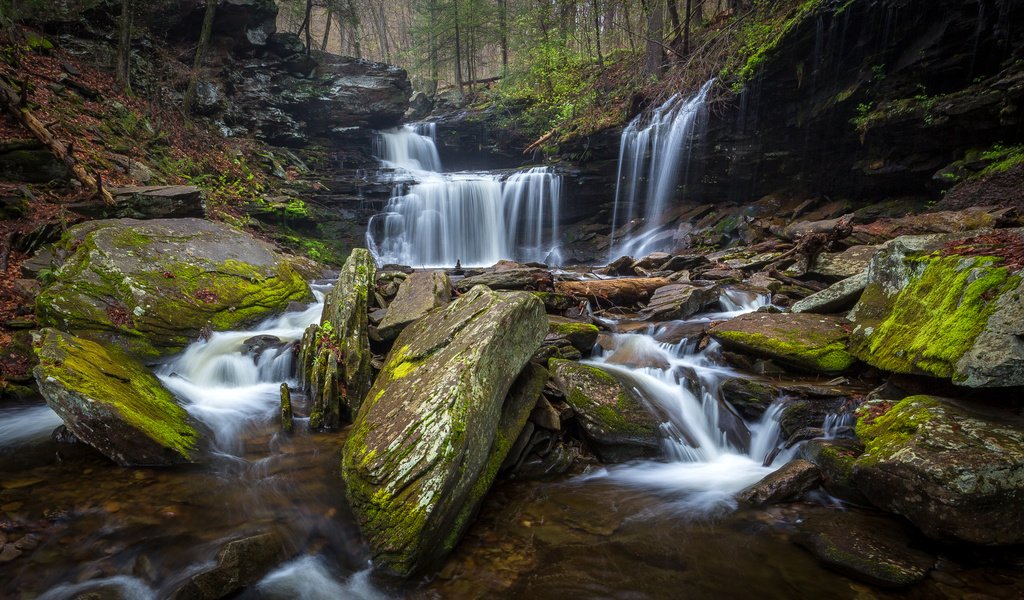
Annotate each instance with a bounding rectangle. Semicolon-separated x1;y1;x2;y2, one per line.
556;277;672;308
0;77;114;204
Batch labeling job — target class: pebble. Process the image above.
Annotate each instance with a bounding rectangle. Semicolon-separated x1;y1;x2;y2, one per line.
103;501;122;513
14;533;39;551
0;543;22;563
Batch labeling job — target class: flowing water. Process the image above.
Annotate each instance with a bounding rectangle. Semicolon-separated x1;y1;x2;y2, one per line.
609;80;714;259
366;124;562;267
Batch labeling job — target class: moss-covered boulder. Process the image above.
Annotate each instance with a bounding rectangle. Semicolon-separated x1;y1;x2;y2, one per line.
709;313;857;374
33;328;200;466
341;285;547;577
852;395;1024;545
549;359;661;462
298;248;375;429
849;230;1024;386
36;219;311;359
377;270;451;340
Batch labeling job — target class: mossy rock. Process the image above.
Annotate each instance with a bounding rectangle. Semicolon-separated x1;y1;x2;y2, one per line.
32;328;200;466
341;285;547;577
546;316;599;353
709;313;857;374
35;218;312;359
852;395;1024;545
549;358;661;462
849;231;1024;386
299;248;375;429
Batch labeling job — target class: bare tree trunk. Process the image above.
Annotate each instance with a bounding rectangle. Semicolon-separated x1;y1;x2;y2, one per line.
303;0;313;55
182;0;217;115
116;0;132;93
498;0;508;73
592;0;604;67
645;0;665;74
683;0;693;54
321;6;333;51
453;2;464;102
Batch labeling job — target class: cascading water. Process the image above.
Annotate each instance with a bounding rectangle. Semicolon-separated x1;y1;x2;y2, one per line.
367;123;561;267
583;289;796;512
609;80;715;260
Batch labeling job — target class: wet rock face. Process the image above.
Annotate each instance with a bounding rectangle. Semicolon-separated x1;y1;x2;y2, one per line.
169;531;288;600
709;313;857;375
849;229;1024;386
853;395;1024;545
549;359;662;462
35;218;311;359
736;459;821;506
341;286;547;577
33;329;200;467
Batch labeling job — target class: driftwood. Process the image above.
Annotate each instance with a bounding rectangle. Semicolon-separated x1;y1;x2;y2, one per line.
765;214;855;274
524;129;555;154
556;277;672;308
0;77;114;204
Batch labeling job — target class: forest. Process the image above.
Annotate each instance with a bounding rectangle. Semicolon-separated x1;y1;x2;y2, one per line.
0;0;1022;598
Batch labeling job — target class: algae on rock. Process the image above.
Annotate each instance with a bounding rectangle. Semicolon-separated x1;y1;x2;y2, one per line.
35;218;312;359
33;328;200;466
298;248;376;429
341;285;547;577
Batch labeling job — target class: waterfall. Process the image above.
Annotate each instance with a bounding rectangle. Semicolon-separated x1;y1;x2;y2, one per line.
582;290;795;512
368;124;561;267
157;285;329;451
609;80;715;260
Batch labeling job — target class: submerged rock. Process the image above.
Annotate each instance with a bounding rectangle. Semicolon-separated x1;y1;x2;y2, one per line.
33;329;200;466
709;313;857;374
849;230;1024;387
852;395;1024;545
35;219;311;359
169;531;288;600
341;285;547;577
549;359;661;462
796;509;935;588
377;270;451;340
298;249;375;429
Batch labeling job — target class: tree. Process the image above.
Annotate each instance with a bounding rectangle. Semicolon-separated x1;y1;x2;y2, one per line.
182;0;217;114
115;0;133;94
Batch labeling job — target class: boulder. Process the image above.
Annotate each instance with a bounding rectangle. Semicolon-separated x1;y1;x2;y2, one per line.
709;313;857;374
555;277;672;308
377;270;451;340
808;245;879;278
791;272;868;314
549;359;661;462
169;531;288;600
546;316;599;353
36;219;310;358
298;249;375;429
0;139;71;183
849;230;1024;387
796;509;935;587
852;395;1024;545
736;459;821;505
720;378;779;420
341;286;547;576
68;186;205;221
801;438;867;503
639;283;718;321
33;329;200;466
454;268;553;293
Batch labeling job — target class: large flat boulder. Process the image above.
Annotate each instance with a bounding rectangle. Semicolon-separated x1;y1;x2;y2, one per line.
454;268;553;293
298;249;375;429
709;313;857;374
341;286;547;577
849;230;1024;386
377;270;451;340
639;283;719;321
549;359;661;462
791;272;868;314
33;329;200;466
852;395;1024;545
70;186;205;220
36;219;311;358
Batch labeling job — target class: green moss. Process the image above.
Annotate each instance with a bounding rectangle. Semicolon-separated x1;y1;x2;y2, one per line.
978;144;1024;177
854;396;940;465
548;320;599;337
713;329;856;374
36;330;198;459
859;255;1018;379
725;0;823;90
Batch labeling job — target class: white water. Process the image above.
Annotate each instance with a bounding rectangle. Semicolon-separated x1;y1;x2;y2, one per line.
583;290;795;512
257;557;390;600
0;404;64;449
156;285;329;451
368;123;562;267
609;80;714;259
